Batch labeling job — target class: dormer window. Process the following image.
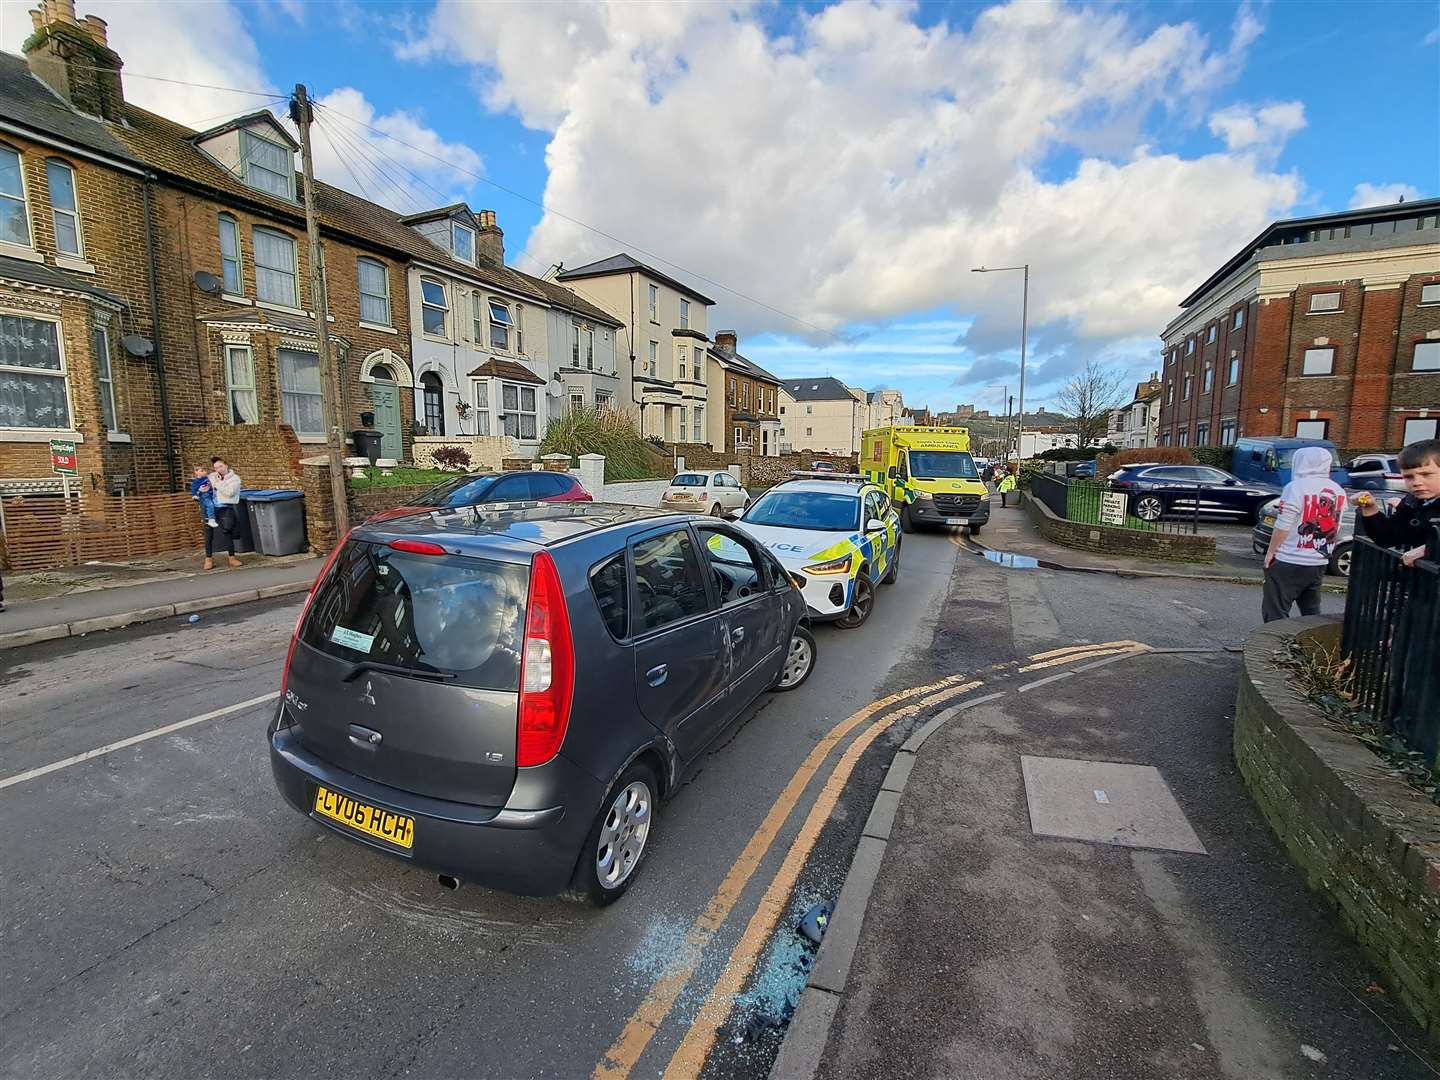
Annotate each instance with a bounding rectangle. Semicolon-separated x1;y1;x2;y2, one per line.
242;130;294;199
452;222;475;263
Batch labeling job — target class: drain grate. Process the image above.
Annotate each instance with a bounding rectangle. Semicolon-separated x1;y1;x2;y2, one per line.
1020;755;1206;854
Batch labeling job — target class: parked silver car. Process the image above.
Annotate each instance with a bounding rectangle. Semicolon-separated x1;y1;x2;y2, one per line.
1344;454;1407;493
1251;495;1357;576
660;471;750;516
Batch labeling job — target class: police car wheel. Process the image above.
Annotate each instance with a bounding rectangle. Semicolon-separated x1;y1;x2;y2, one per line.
773;625;817;691
881;540;901;584
836;573;875;629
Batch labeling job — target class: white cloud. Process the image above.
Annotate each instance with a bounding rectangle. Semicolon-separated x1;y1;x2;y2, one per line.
304;87;484;212
1;0;280;129
408;0;1299;370
1348;182;1422;209
1208;101;1306;152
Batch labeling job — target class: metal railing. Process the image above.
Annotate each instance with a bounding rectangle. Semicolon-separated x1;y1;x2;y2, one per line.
1341;535;1440;770
1028;473;1197;534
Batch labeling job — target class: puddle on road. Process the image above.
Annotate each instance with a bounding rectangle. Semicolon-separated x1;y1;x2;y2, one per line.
982;550;1041;569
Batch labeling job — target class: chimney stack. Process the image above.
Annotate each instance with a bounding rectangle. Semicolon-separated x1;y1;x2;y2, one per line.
715;331;737;355
23;3;125;121
475;209;505;269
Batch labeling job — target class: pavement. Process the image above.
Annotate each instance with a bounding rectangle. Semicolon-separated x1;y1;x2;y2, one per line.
0;549;320;649
2;519;1423;1080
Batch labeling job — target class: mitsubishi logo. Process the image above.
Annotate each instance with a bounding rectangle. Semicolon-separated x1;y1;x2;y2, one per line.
360;679;377;707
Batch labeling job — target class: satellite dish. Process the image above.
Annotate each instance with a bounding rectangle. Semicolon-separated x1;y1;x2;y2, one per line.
120;334;154;358
546;381;564;399
193;271;222;295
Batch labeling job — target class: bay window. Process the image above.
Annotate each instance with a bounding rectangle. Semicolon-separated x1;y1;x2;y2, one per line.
472;380;490;435
501;382;537;439
226;344;258;424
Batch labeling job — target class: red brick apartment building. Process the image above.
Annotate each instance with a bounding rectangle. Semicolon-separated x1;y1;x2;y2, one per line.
1159;200;1440;450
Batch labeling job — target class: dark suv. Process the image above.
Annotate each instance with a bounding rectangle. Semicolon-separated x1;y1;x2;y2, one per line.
268;504;815;904
1108;463;1274;523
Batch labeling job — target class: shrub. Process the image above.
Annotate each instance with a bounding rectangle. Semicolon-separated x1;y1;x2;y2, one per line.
1017;460;1045;490
432;445;472;471
541;406;663;482
1095;446;1194;479
1191;445;1234;471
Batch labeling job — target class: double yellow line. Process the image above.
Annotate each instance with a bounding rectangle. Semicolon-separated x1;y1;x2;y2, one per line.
594;672;985;1080
1019;640;1150;672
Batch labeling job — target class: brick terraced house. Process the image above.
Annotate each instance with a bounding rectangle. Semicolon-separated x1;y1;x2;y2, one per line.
707;331;781;455
1159;199;1440;450
0;19;161;497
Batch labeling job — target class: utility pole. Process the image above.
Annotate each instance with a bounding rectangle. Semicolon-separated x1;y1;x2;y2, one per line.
971;263;1030;460
291;83;349;539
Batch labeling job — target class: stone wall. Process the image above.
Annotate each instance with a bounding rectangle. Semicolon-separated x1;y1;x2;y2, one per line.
1021;491;1216;563
663;443;858;488
1235;617;1440;1042
411;434;515;471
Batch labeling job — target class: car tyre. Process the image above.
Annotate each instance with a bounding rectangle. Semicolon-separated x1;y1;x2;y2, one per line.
900;505;915;533
1329;542;1353;578
772;625;817;692
836;572;875;630
710;503;724;517
568;762;658;907
968;522;984;536
1134;494;1164;522
881;539;901;584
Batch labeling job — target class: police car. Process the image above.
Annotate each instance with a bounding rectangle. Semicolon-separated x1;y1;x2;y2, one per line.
732;473;901;628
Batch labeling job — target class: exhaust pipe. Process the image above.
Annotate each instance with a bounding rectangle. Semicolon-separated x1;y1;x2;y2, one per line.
437;874;461;891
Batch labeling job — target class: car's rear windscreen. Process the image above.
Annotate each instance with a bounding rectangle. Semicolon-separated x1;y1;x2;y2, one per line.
299;540;528;690
670;474;707;487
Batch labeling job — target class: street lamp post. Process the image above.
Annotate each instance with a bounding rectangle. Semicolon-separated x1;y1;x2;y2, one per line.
972;264;1028;459
985;383;1009;461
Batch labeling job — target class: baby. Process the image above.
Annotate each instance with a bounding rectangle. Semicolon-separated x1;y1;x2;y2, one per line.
190;465;219;528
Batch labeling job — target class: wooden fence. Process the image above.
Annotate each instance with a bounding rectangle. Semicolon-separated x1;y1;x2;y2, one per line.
0;493;205;571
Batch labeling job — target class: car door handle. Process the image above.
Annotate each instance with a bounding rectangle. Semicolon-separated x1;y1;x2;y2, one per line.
646;664;668;687
731;626;745;643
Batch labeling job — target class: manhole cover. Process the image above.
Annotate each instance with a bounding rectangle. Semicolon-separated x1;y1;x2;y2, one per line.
1020;756;1206;854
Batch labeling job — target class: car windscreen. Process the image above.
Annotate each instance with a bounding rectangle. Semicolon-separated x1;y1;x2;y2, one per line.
299;540;527;690
1276;448;1341;469
411;475;499;508
907;451;978;479
670;474;707;487
744;491;860;532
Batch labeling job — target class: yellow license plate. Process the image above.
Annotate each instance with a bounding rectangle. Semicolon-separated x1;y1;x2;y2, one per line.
670;493;692;500
313;785;414;849
1262;515;1276;526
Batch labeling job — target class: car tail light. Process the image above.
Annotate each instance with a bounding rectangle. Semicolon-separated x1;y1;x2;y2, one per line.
516;550;574;767
1111;479;1135;490
388;539;446;555
280;528;352;703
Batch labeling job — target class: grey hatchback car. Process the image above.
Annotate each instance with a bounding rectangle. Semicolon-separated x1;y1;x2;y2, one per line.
269;503;816;904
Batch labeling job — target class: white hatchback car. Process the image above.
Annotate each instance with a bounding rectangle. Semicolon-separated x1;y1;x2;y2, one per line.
659;470;750;516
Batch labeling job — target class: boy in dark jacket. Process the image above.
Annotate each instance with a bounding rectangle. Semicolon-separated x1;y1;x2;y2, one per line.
1357;438;1440;567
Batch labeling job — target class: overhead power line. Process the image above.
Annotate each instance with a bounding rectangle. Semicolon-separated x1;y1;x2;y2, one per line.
314;101;845;344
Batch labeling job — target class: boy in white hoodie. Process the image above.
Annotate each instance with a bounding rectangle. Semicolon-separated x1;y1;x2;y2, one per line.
1261;445;1346;622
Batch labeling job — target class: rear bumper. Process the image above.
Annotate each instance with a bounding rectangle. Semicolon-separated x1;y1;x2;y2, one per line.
269;725;601;896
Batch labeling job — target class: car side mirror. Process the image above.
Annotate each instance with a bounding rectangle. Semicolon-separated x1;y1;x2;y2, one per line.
887;466;897;479
866;518;886;532
1225;478;1238;486
723;508;742;521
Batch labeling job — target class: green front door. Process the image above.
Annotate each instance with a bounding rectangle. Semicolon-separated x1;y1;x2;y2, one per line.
369;369;402;459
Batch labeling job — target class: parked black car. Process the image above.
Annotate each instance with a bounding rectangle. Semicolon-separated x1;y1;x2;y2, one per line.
367;471;591;522
269;504;815;904
1107;463;1274;523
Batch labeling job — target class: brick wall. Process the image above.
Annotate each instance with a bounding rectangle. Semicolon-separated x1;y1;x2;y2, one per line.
175;423;303;489
0;132;164;497
411;434;515;470
148;185;417;467
1235;618;1440;1042
1022;491;1216;563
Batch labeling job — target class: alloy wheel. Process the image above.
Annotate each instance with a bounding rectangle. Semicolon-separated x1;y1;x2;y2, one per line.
1135;495;1163;522
778;632;814;688
596;781;652;890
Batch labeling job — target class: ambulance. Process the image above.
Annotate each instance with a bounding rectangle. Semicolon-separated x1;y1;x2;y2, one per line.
861;425;990;533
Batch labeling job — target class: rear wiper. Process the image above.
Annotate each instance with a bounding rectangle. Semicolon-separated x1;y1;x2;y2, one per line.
341;660;457;683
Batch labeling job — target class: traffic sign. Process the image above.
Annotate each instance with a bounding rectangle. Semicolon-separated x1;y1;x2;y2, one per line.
49;438;78;476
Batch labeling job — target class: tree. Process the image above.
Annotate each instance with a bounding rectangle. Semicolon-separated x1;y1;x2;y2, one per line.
1053;358;1127;448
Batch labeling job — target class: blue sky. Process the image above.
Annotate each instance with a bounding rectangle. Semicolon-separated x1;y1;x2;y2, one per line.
4;0;1433;416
